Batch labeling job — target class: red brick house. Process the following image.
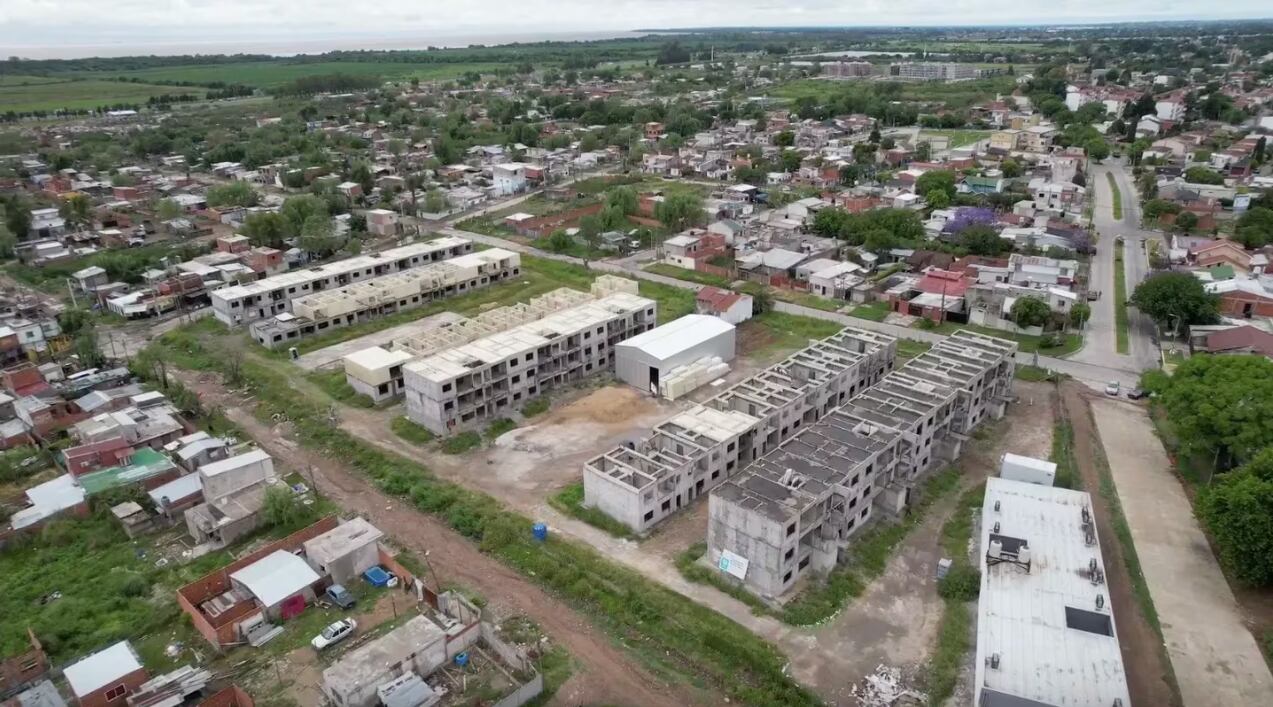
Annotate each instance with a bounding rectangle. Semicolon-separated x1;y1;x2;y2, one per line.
63;641;148;707
63;437;136;477
0;630;49;700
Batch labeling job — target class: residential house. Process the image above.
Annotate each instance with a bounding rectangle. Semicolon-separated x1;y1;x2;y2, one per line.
695;287;754;325
62;641;147;707
301;517;386;585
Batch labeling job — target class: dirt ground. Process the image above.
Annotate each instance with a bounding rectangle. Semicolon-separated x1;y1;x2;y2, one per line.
1060;382;1180;707
175;370;702;707
1089;393;1273;707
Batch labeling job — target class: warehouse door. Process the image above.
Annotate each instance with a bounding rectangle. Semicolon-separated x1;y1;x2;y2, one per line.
648;366;660;395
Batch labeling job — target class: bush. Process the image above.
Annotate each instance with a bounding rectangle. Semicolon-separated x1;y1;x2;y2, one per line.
485;418;517;440
441;431;482;455
391;416;435;445
937;564;981;600
521;397;550;417
548;483;637;540
1196;448;1273;587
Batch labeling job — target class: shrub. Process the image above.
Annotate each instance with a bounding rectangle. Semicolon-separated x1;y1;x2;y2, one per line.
441;431;482;455
521;397;550;417
937;564;981;600
391;416;435;445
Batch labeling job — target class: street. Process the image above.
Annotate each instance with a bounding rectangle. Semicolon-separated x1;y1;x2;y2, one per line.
1076;161;1161;374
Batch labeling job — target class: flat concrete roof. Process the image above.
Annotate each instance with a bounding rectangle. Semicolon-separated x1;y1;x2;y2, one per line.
303;517;385;567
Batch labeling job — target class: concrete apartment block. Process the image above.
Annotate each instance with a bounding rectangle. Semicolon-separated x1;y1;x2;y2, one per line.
210;236;472;327
342;347;416;404
704;329;1017;599
708;408;903;598
402;293;656;435
583;327;898;535
248;249;520;348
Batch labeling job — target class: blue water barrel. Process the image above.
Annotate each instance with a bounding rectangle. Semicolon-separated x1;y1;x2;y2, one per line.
454;652;469;667
532;523;548;542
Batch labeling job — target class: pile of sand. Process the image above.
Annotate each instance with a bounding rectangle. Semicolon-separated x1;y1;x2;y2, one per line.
552;387;652;425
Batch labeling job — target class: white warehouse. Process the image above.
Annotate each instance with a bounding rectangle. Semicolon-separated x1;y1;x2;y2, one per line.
614;314;736;397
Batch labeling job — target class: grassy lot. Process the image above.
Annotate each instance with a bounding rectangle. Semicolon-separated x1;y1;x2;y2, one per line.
391;416;436;445
1114;240;1130;354
919;129;993;148
742;311;844;360
136;322;822;707
928;321;1082;356
0;79;197;113
1050;419;1078;489
1106;172;1124;221
643;263;731;288
306;370;374;408
771;290;844;312
81;61;504;89
896;339;932;360
848;301;890;321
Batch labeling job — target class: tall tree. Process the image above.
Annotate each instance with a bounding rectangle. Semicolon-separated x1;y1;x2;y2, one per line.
654;192;705;232
1197;447;1273;587
1130;271;1219;335
1009;296;1051;328
59;194;93;232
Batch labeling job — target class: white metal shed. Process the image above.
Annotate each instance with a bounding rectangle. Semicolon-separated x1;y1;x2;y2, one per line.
614;315;735;395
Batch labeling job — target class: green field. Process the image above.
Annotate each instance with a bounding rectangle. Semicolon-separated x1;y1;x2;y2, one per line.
0;79;196;113
90;61;505;89
0;75;75;87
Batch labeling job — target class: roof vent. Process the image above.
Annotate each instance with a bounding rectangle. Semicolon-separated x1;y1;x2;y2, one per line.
993;500;1001;512
993;521;1001;534
989;653;1001;670
1096;594;1105;610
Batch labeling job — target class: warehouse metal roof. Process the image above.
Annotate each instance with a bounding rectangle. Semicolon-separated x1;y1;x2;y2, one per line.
615;314;734;362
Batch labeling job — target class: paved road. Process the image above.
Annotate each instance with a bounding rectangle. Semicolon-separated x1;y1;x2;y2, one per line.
1075;162;1160;374
1093;399;1273;707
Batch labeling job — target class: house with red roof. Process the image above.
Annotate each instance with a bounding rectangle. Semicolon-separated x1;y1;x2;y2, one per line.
695;287;753;325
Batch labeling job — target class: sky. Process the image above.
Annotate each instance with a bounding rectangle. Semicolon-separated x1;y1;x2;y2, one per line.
0;0;1270;57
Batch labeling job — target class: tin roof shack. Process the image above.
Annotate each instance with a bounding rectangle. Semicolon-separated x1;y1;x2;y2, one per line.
146;474;203;520
177;516;339;651
169;432;231;472
0;630;50;700
75;448;180;497
975;478;1131;707
614;315;736;398
7;474;89;532
302;517;385;585
229;551;322;621
62;641;147;707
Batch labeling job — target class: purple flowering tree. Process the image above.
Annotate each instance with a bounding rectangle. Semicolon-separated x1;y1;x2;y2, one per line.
945;207;997;235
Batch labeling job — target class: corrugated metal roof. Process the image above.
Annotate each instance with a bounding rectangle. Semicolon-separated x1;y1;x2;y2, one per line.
615;314;734;362
230;549;321;608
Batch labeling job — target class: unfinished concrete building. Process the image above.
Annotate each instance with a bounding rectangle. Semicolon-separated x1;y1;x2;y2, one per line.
402;292;657;435
583;327;898;534
704;329;1017;599
249;249;520;348
211;236;472;327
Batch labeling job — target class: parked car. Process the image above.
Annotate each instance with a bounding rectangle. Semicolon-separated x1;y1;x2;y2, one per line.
1104;381;1121;396
1126;387;1148;400
325;584;356;610
1086;290;1100;301
311;618;357;650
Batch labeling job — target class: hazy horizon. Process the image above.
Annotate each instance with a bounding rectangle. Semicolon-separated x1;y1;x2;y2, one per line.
1;1;1271;61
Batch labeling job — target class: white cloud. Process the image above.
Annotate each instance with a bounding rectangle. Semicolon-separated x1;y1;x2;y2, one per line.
0;1;1268;58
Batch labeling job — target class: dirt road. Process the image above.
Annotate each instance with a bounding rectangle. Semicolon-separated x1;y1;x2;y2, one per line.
175;371;700;707
1090;395;1273;707
1060;383;1180;707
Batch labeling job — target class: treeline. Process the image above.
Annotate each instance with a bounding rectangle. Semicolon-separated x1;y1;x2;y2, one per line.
272;73;382;96
111;75;256;95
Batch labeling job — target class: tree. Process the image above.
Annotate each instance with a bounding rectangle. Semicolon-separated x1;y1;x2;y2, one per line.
1145;355;1273;470
606;186;638;215
1130;271;1219;336
280;194;329;237
350;162;374;196
1185;166;1225;185
999;158;1021;179
926;190;951;209
959;224;1011;256
298;213;342;256
541;229;575;253
155;198;181;221
262;485;317;531
423;189;448;214
1010;296;1051;329
869;125;881;144
241;211;288;248
915;141;932;162
1085;138;1110;162
1069;302;1091;329
773;130;794;147
1234;208;1273;249
1197;447;1273;587
779;149;802;173
1174;211;1199;233
59;194;93;231
654;192;705;232
655;41;691;66
206;181;259;208
915;170;957;200
1;194;32;240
